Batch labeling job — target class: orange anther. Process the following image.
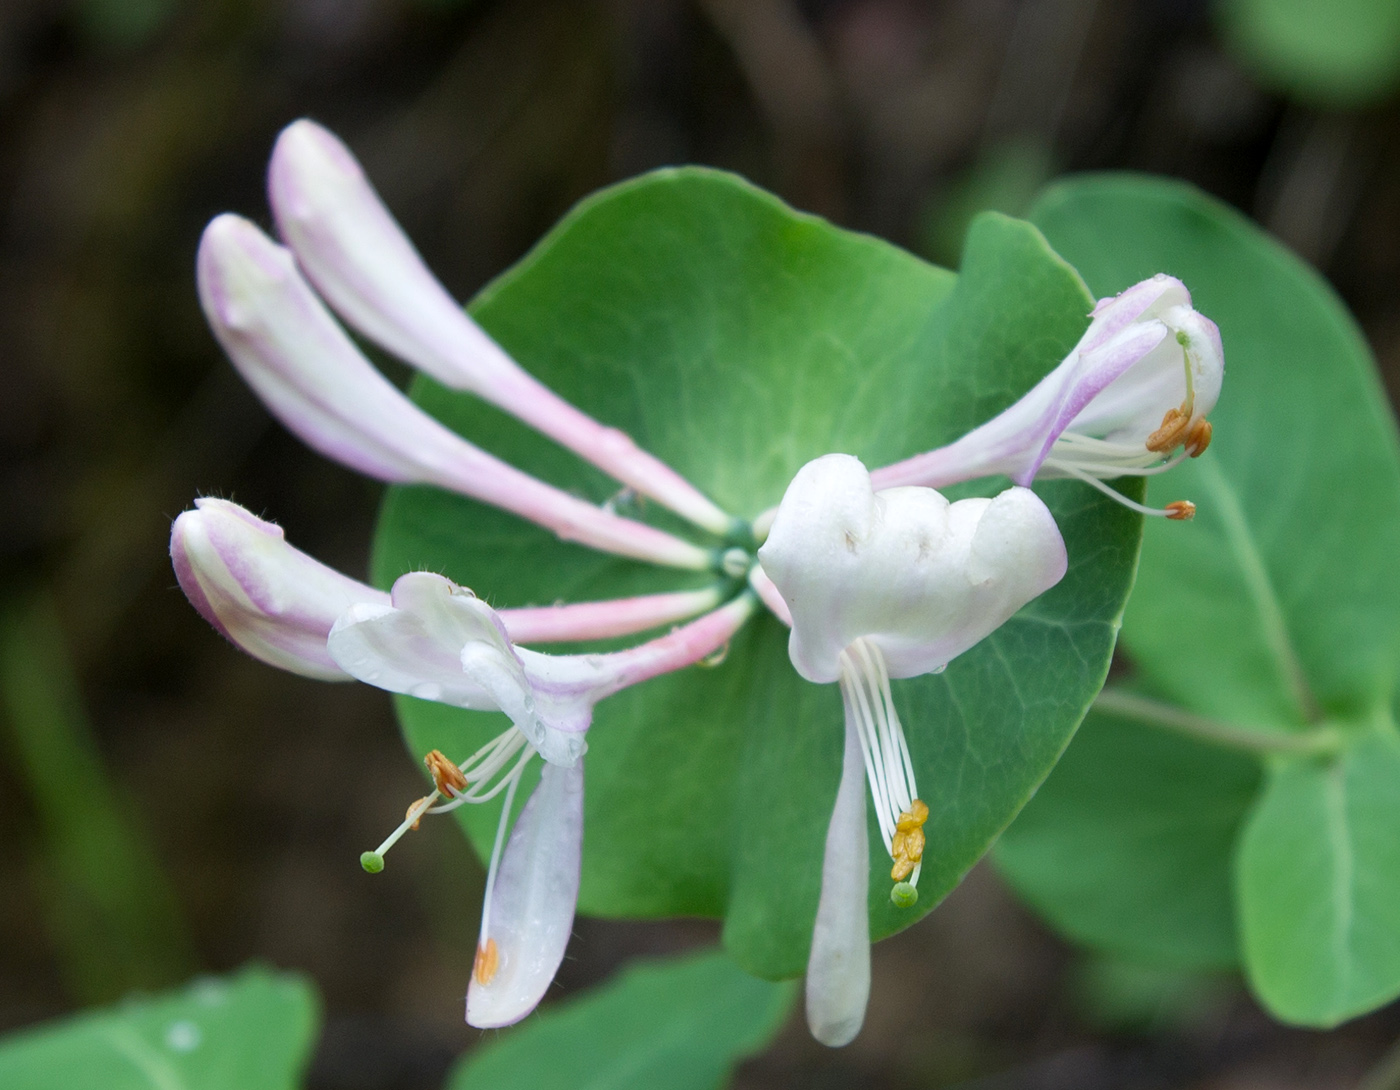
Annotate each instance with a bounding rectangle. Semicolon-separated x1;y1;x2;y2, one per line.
474;938;499;985
1146;407;1191;453
1185;418;1213;458
425;749;468;797
1165;500;1196;521
406;796;431;831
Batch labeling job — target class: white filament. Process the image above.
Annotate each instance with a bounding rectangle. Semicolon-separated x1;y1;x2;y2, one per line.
838;638;920;878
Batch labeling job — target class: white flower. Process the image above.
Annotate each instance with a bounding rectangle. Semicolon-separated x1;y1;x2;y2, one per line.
171;501;746;1028
757;453;1066;1045
196;214;711;570
871;274;1223;520
266;119;734;537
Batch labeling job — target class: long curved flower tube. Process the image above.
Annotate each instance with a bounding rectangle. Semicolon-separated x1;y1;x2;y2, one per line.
267;119;735;538
757;453;1067;1045
170;499;725;683
197;214;711;571
323;573;756;1025
868;275;1223;519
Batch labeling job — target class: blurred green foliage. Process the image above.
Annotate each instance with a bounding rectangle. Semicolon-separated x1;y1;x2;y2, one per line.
1218;0;1400;105
447;950;795;1090
0;593;194;1004
0;965;318;1090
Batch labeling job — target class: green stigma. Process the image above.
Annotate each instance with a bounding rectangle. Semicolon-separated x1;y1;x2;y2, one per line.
891;881;918;908
360;851;385;874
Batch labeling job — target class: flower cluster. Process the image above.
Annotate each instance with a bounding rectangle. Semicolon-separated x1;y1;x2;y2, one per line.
173;121;1222;1042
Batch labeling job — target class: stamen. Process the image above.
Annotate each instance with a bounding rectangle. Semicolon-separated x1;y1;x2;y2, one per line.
889;799;929;881
838;639;926;897
1146;406;1191;453
474;938;499;985
1055;462;1199;520
425;749;468;796
1185;419;1212;458
361;731;532;871
406;795;432;831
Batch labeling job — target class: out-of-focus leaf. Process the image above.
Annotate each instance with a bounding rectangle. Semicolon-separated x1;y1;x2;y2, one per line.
0;593;195;1003
374;168;1144;977
447;949;794;1090
1218;0;1400;106
0;965;319;1090
1237;731;1400;1025
996;707;1260;971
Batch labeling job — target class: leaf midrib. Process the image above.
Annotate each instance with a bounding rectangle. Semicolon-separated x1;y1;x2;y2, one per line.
101;1024;188;1090
1196;455;1321;724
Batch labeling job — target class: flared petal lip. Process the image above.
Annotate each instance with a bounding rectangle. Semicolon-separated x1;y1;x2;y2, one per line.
466;761;584;1028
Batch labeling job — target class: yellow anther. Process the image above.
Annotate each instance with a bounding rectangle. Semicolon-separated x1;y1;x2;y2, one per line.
425;749;468;797
474;938;499;985
1165;500;1196;521
1185;418;1213;458
889;799;929;882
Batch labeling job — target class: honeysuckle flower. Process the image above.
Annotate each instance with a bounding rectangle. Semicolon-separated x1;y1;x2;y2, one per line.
170;497;724;681
324;571;755;1026
757;453;1067;1046
867;274;1224;520
266;119;735;538
197;214;711;571
171;497;753;1028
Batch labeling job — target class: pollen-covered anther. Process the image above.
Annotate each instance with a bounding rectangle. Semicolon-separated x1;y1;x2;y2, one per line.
1165;500;1197;521
1145;406;1192;453
424;748;468;797
889;799;929;882
406;796;431;831
1185;418;1213;458
473;938;499;985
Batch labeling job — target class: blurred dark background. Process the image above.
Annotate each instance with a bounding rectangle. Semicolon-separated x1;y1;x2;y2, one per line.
2;1;1400;1087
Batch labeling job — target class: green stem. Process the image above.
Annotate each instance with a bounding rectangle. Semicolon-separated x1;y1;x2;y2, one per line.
1092;689;1342;756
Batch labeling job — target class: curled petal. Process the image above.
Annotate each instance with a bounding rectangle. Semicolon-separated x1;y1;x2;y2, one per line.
170;498;385;680
196;214;710;570
759;454;1067;683
327;572;585;766
805;708;871;1048
467;760;584;1029
871;274;1224;490
329;574;756;766
268;119;732;536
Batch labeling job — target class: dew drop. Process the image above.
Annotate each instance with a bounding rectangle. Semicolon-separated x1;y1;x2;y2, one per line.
165;1021;201;1053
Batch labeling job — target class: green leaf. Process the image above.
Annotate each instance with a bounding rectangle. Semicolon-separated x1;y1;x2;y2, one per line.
373;168;1143;977
0;966;319;1090
996;707;1260;971
1217;0;1400;106
1237;732;1400;1025
446;950;794;1090
1034;175;1400;730
1019;174;1400;1023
